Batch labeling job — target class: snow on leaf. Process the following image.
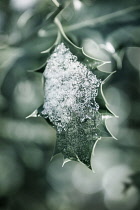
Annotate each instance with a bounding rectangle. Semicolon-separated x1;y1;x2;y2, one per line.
27;4;116;169
40;40;114;169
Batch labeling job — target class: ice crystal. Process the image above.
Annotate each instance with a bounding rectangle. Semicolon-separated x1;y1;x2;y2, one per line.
42;43;101;133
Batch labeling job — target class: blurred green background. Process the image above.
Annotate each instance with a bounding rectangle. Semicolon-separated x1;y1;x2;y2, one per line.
0;0;140;209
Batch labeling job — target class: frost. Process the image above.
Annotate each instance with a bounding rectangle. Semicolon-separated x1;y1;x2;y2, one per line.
42;43;102;133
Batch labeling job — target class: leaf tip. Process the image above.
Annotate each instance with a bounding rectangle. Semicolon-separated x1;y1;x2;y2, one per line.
26;109;39;119
50;155;55;162
62;158;71;167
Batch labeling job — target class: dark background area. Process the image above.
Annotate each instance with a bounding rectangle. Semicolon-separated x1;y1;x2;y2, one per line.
0;0;140;209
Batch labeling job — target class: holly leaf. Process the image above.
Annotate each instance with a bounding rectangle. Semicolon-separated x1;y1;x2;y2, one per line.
27;13;116;169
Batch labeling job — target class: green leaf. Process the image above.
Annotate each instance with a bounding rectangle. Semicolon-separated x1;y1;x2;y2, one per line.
27;2;116;170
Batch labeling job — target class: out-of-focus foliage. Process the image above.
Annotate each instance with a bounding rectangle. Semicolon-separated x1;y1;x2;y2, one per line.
0;0;140;210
